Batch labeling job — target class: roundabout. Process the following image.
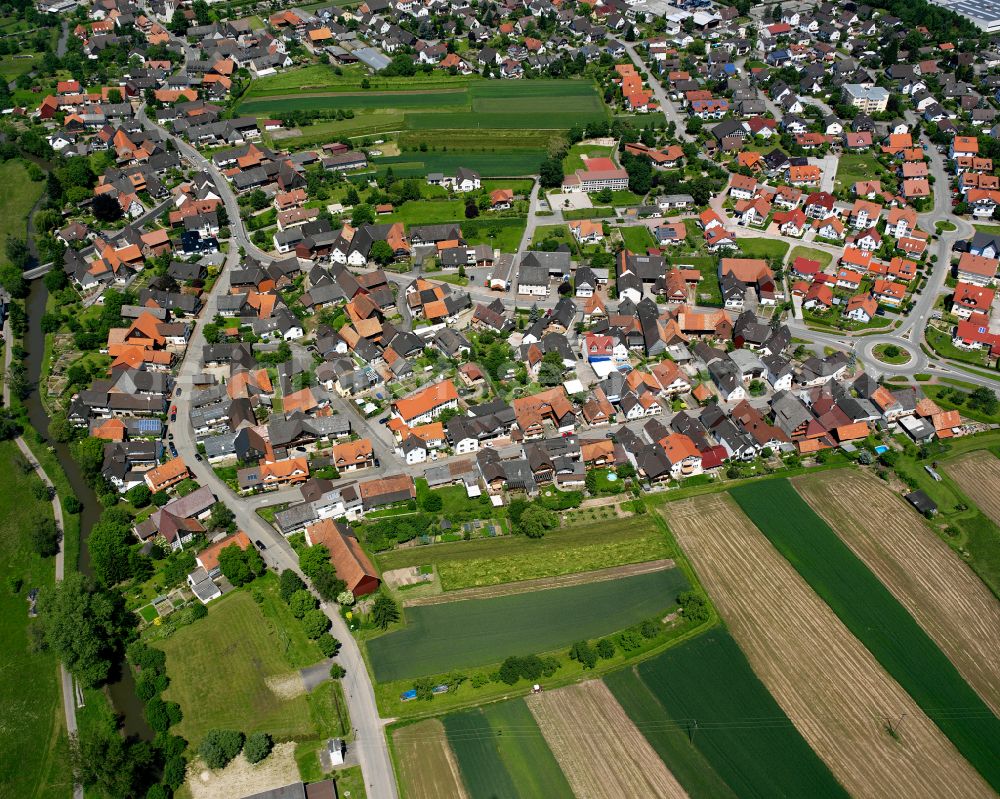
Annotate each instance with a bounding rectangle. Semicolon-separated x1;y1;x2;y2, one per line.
856;335;927;378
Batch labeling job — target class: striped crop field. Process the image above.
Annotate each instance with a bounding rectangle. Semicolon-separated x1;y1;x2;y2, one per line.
730;479;1000;793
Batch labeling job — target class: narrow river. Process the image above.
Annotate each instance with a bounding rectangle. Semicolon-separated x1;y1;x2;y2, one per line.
24;279;153;739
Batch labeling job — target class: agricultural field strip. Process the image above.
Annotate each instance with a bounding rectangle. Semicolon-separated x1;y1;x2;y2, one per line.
527;682;689;799
947;450;1000;528
443;710;519;799
393;719;470;799
730;480;1000;793
367;568;688;682
482;699;574;799
664;495;992;799
794;471;1000;715
404;559;676;606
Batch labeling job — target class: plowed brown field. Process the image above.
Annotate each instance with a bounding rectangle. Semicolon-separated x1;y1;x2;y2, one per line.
947;451;1000;526
527;681;688;799
795;470;1000;715
663;494;992;799
393;719;468;799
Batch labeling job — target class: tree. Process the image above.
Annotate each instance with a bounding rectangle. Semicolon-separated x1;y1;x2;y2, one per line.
199;730;244;770
125;484;152;508
596;638;615;659
92;193;124;223
317;633;341;657
31;515;61;558
0;263;27;298
302;608;331;639
421;492;443;512
244;732;273;764
538;156;565;188
39;573;131;687
569;640;598;669
369;239;394;265
279;569;306;603
464;200;479;219
289;589;318;619
371;593;400;630
207;502;234;531
88;514;136;586
145;696;182;733
70;725;150;799
517;504;557;538
217;544;264;587
329;663;346;679
351;204;374;226
71;437;107;484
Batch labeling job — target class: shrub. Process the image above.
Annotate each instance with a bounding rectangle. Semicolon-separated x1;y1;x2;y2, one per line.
162;756;187;790
243;732;273;764
279;569;306;603
316;633;341;657
421;492;443;512
199;729;245;769
289;589;318;619
302;609;331;639
639;619;659;639
329;663;346;679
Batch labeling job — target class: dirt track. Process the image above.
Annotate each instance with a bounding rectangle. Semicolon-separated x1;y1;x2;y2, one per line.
795;470;1000;715
403;559;675;607
663;495;993;799
393;719;468;799
948;451;1000;526
527;681;689;799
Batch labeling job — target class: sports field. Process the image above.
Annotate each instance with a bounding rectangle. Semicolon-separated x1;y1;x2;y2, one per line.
731;479;1000;793
375;516;670;591
632;628;848;798
366;568;688;682
666;492;992;799
794;470;1000;715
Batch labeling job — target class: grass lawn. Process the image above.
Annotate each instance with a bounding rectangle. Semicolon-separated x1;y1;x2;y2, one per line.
0;440;70;799
973;223;1000;235
922;382;1000;425
788;245;833;269
872;343;912;365
531;223;576;253
834;153;887;192
675;255;721;306
462;216;527;252
480;178;534;196
366;568;689;681
735;237;789;261
160;587;325;744
562;143;614;173
375;149;546;178
375;516;669;590
270;112;406;149
381;199;465;227
414;478;497;522
0;160;45;268
624;628;848;799
617;225;656;253
926;326;990;366
731;480;1000;791
0;51;42;81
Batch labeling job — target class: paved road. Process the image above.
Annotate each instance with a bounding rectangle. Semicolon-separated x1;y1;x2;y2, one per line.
138;105;400;799
3;316;83;799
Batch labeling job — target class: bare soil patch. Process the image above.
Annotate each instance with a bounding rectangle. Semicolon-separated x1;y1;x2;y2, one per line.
947;451;1000;526
187;742;299;799
795;470;1000;715
403;559;675;606
527;681;688;799
393;719;469;799
662;495;992;799
265;673;306;700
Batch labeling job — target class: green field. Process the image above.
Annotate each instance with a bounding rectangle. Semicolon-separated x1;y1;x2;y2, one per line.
735;237;789;261
374;150;546;178
244;79;606;132
161;587;324;743
0;161;45;268
618;225;656;253
834;152;890;191
240;89;468;115
443;709;519;798
244;64;475;97
0;440;69;799
367;568;689;682
788;245;833;269
462;216;527;252
605;668;737;799
481;699;574;798
376;517;670;590
731;479;1000;791
627;628;849;798
438;699;572;799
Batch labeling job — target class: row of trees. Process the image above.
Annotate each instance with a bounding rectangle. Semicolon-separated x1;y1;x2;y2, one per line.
278;570;343;658
199;729;273;769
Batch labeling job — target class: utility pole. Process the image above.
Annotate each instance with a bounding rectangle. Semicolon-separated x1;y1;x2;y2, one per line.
688;719;698;743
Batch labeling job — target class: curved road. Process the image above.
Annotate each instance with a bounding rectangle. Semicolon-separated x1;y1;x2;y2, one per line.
137;106;399;799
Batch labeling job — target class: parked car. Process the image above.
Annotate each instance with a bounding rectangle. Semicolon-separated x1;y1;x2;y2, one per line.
255;539;267;550
175;388;182;396
169;442;178;457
